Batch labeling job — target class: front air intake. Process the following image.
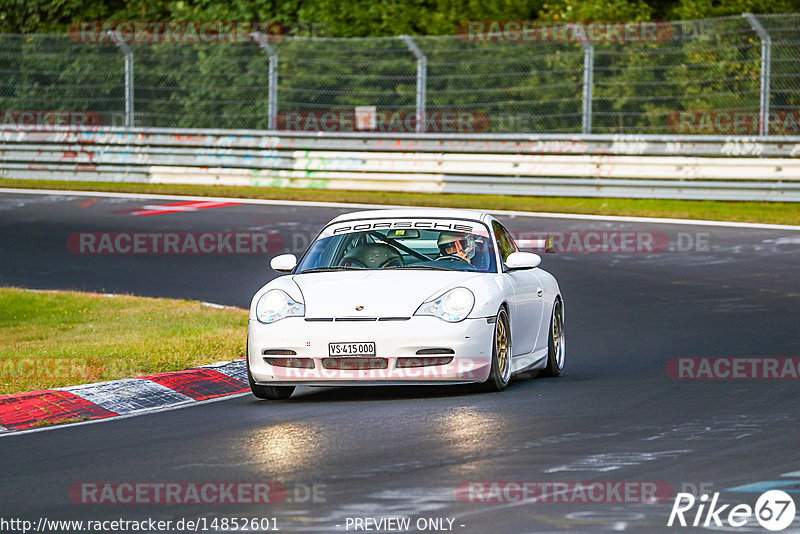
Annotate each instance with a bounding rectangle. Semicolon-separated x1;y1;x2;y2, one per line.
415;348;455;355
263;349;297;356
396;356;454;368
263;357;314;369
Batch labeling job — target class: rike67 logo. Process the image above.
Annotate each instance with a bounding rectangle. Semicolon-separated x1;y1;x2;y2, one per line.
668;490;796;531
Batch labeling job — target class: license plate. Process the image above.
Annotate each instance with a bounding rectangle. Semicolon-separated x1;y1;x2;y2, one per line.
328;342;376;357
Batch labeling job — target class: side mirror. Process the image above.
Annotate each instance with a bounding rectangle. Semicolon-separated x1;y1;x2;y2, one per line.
270;253;297;273
505;251;541;270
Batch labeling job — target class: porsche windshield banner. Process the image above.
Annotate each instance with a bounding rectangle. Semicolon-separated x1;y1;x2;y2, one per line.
319;219;491;239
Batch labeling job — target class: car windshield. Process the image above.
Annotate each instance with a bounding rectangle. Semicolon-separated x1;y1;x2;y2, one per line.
296;220;497;273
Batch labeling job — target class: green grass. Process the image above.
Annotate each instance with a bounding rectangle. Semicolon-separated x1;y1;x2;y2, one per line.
30;416;92;428
0;287;247;395
1;179;798;226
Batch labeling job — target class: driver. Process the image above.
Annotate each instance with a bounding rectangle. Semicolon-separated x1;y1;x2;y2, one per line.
436;232;475;263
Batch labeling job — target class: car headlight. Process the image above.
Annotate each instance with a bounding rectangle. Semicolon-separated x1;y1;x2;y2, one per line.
255;289;304;324
415;287;475;323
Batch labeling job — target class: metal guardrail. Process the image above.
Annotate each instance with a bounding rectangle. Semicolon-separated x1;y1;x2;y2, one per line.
2;127;800;201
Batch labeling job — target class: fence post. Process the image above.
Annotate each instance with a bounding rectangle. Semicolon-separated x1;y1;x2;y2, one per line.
400;35;427;133
108;32;134;128
569;24;594;134
743;13;772;136
252;32;279;130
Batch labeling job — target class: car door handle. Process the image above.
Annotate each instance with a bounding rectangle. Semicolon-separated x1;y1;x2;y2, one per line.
537;287;543;297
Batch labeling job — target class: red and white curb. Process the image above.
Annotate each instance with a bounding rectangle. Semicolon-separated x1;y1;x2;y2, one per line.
0;360;248;434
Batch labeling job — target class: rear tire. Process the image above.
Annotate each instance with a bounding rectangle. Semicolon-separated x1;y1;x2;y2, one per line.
481;307;512;392
541;299;565;377
246;338;295;400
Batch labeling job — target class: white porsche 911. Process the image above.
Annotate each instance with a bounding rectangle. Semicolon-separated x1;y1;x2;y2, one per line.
247;208;564;400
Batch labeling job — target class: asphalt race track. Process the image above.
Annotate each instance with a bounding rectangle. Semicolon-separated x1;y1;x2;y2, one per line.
1;189;799;533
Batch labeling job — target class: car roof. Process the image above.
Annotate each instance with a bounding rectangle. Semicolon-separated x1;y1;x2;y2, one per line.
329;208;491;224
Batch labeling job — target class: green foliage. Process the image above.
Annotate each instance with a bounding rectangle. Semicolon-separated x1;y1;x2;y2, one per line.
539;0;654;21
1;2;799;134
4;0;800;35
668;0;800;20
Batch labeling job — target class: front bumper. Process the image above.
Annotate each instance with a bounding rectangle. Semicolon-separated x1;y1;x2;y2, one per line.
248;316;493;385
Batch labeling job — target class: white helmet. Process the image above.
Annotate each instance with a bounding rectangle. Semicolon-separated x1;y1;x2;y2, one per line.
437;232;475;258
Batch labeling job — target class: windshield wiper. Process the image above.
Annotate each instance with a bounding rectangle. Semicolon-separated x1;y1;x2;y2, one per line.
299;266;365;273
384;265;452;271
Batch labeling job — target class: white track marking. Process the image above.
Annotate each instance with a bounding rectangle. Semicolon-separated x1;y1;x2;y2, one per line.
2;187;800;231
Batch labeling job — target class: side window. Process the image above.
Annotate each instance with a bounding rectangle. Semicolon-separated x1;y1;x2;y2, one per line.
492;221;518;262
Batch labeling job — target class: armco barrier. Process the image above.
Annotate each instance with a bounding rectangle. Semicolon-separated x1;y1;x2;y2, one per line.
2;127;800;201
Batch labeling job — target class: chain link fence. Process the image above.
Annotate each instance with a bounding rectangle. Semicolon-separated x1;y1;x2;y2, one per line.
1;14;799;134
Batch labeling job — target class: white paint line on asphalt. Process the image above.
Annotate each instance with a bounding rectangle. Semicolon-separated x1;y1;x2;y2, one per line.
2;187;800;231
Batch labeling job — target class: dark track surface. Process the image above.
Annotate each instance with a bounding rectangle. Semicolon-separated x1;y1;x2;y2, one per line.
1;190;799;533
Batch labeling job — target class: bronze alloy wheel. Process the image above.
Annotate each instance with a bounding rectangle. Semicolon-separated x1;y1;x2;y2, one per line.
542;299;565;377
495;312;511;383
553;301;565;369
483;308;512;391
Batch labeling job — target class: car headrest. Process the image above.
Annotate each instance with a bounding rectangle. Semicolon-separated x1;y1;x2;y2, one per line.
342;243;403;268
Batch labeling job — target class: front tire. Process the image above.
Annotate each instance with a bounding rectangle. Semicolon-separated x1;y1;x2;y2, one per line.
541;299;565;377
246;337;295;400
481;307;512;391
247;365;295;400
